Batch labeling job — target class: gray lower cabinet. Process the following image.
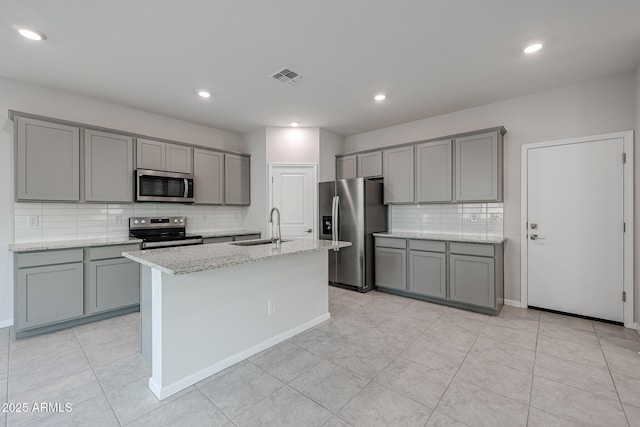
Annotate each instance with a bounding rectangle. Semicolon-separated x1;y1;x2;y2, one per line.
225;154;250;205
336;155;357;179
375;238;407;291
383;146;414;204
86;258;140;315
194;148;224;204
449;254;495;308
15;249;84;330
409;250;446;298
415;139;453;203
374;236;503;315
84;129;134;202
15;116;80;201
454;131;503;202
14;244;141;336
357;151;382;178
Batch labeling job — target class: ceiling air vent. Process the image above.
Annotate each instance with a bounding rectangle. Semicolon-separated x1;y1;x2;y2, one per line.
271;67;304;85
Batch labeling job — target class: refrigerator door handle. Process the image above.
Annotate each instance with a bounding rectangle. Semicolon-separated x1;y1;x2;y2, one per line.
332;196;340;250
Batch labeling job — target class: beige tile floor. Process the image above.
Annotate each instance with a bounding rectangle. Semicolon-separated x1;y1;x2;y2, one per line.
1;287;640;426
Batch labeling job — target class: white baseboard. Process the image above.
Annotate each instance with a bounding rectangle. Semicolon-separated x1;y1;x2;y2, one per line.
150;312;331;400
504;299;522;308
0;319;14;328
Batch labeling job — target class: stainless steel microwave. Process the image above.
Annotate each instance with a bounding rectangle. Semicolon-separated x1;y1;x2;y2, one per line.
135;169;195;203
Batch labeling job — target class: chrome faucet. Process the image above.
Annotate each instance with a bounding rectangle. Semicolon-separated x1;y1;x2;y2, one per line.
269;207;281;247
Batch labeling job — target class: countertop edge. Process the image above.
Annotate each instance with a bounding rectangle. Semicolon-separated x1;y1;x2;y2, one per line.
9;238;143;253
122;241;351;276
373;232;505;244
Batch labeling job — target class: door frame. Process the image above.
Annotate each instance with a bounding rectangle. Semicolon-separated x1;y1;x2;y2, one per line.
268;163;318;240
520;131;634;328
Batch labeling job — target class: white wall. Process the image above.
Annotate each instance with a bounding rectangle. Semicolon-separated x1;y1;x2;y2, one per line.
635;65;640;325
0;76;244;326
266;127;320;163
241;128;268;237
319;129;344;182
345;72;637;308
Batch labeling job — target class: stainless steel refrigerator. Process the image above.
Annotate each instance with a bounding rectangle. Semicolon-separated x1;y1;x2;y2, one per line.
319;178;387;292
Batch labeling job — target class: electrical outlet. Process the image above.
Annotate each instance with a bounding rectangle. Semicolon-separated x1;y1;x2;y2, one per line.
202;214;208;222
113;214;122;225
470;214;478;223
28;215;40;228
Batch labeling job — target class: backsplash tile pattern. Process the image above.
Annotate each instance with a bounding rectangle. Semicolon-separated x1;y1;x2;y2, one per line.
390;203;503;238
14;202;246;243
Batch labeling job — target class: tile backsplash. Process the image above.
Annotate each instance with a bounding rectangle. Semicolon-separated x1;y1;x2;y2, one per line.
14;202;246;243
390;203;503;238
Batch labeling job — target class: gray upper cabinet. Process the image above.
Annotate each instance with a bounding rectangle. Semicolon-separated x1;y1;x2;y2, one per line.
84;130;133;202
383;146;414;204
194;148;224;204
415;139;453;203
16;117;80;201
454;131;502;202
336;155;357;179
136;139;193;174
357;151;382;178
225;154;250;205
165;143;193;174
136;138;166;170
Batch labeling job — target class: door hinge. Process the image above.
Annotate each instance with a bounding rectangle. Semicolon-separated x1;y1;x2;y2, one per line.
622;152;627;163
623;222;626;232
623;291;627;302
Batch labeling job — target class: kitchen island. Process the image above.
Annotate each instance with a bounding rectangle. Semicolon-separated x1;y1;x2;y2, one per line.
122;239;350;400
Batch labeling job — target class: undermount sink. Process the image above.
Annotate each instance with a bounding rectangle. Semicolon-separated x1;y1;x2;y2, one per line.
230;239;291;246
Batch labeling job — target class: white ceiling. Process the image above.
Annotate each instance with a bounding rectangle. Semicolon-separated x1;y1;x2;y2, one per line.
1;0;640;136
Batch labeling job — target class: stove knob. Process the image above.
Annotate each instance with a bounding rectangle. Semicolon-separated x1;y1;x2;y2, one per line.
174;219;178;223
134;220;139;224
179;219;183;223
141;220;146;224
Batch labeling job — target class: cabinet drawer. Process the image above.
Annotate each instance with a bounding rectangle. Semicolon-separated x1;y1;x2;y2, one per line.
89;244;141;261
17;249;84;268
409;240;446;253
375;237;406;249
234;234;261;241
449;243;494;257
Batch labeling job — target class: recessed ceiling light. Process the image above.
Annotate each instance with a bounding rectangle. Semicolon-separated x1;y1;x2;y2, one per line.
289;121;300;127
523;43;543;54
374;94;386;101
16;27;46;41
198;91;211;98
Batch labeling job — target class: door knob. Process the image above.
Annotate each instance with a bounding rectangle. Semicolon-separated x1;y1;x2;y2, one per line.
306;229;312;233
530;234;545;240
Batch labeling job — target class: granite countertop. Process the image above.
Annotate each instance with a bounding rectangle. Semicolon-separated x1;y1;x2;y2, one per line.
8;237;143;252
198;230;261;238
373;232;505;244
122;239;352;275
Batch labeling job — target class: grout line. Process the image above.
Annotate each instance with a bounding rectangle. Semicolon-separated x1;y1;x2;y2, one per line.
594;323;632;427
71;327;123;427
525;308;541;426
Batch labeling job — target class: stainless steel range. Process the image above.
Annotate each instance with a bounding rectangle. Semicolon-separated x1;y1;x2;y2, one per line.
129;216;203;249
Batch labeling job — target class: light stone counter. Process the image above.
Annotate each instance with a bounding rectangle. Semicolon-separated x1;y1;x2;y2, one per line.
123;239;351;275
374;232;505;244
8;237;142;252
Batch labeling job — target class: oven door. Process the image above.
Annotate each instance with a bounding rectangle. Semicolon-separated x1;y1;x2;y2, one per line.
136;169;194;203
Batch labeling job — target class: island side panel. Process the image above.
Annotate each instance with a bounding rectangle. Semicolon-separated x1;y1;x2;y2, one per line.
151;250;329;399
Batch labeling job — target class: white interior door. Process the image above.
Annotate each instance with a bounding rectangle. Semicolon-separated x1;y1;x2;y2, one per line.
269;164;317;239
527;137;624;322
